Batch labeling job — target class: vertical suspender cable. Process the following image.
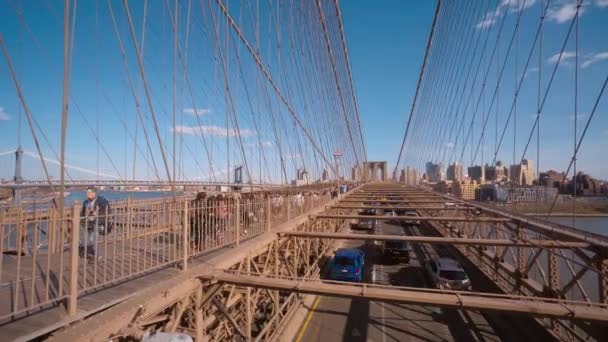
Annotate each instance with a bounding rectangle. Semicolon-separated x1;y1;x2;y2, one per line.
59;0;71;215
315;0;360;167
122;0;176;195
573;0;581;226
394;0;441;176
214;0;337;175
333;0;367;163
173;0;178;185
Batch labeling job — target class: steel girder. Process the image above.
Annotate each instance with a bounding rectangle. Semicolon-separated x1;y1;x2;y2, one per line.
200;271;608;323
114;207;353;341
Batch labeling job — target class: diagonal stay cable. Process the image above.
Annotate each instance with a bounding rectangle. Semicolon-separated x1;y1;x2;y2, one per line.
492;0;551;165
0;34;54;189
122;0;175;194
107;0;161;181
213;0;336;175
518;3;579;166
394;0;442;175
315;0;360;167
166;0;217;182
333;0;367;163
206;0;253;187
471;0;529;164
546;73;607;216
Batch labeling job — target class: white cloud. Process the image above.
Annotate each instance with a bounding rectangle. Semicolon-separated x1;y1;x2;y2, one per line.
0;107;10;120
547;51;576;65
0;149;16;157
569;113;588;121
597;0;608;8
524;66;539;78
173;125;256;137
244;141;272;148
581;52;608;68
476;0;537;29
476;13;497;29
502;0;537;12
183;108;211;116
445;142;454;149
547;2;585;23
476;8;502;29
286;153;301;160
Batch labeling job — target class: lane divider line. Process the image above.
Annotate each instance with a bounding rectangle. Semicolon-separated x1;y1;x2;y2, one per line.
295;296;321;342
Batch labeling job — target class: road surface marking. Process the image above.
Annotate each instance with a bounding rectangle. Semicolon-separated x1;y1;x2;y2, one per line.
295;296;321;342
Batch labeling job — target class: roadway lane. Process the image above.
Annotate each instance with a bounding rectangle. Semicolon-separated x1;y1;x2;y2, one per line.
297;220;503;342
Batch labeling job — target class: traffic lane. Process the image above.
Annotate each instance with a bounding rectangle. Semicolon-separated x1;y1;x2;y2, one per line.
405;223;545;341
369;301;454;342
402;223;505;342
369;221;452;342
298;226;372;342
299;222;455;342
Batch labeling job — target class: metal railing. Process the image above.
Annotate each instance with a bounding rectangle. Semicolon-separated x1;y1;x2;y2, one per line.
0;191;332;321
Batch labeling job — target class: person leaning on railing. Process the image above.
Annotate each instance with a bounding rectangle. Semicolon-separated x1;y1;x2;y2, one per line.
189;192;208;251
79;187;111;261
216;194;228;244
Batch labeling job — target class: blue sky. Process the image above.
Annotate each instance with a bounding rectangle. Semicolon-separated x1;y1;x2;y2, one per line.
342;0;608;180
0;0;607;182
339;0;436;171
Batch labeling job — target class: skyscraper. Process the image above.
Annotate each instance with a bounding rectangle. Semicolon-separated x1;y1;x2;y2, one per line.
468;165;483;182
510;159;535;185
447;162;463;182
426;162;444;182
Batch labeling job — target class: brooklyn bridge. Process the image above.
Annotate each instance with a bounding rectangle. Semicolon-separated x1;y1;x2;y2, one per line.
1;0;607;341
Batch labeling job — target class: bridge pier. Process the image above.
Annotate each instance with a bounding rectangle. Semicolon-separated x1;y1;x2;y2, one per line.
12;146;24;204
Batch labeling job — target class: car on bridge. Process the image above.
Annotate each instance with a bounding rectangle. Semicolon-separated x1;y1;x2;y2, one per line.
403;210;421;225
382;239;411;263
360;208;377;216
424;257;471;290
330;248;365;282
350;218;376;230
382;209;396;216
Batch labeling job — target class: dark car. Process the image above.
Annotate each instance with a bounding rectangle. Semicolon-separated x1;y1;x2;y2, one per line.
330;248;365;282
351;218;376;230
383;240;411;263
360;208;376;216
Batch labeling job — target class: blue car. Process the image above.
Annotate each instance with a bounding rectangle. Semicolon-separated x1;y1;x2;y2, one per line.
330;248;365;282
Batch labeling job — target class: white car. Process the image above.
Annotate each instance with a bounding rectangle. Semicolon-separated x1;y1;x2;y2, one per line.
424;257;471;290
404;211;421;225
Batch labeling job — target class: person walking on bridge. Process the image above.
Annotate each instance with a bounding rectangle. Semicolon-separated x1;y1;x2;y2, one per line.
80;187;111;261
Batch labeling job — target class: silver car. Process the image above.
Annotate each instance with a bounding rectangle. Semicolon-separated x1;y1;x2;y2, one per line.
425;257;471;290
404;210;421;225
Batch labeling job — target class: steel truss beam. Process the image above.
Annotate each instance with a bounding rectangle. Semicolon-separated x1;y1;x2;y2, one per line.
330;205;474;210
201;272;608;323
279;231;591;248
313;214;511;222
